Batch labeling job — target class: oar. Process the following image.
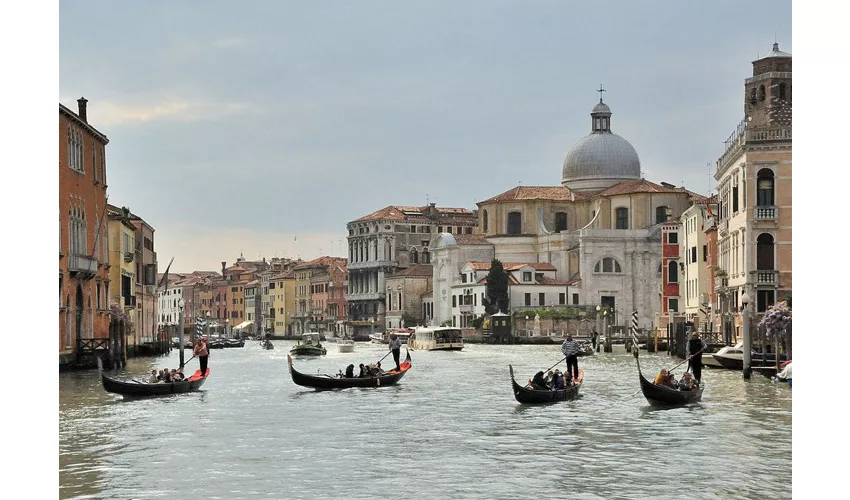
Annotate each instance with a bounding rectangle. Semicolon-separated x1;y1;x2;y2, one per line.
666;348;705;374
180;355;197;371
545;356;567;372
375;350;393;365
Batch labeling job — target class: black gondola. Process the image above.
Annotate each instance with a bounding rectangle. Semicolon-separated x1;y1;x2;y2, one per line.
634;349;703;406
100;366;210;396
287;350;412;391
508;365;584;404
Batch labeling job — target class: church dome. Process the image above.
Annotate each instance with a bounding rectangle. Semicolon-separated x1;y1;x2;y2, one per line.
561;97;641;192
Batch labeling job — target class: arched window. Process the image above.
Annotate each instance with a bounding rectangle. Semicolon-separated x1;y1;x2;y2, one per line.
749;88;757;105
422;248;430;264
555;212;568;232
757;169;775;206
615;207;629;229
507;212;522;235
594;257;622;273
779;83;787;100
482;209;488;233
668;261;678;283
758;85;766;102
655;206;669;224
756;233;775;271
410;249;419;264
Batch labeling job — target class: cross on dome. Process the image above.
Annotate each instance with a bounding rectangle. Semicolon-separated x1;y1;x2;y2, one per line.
597;84;606;103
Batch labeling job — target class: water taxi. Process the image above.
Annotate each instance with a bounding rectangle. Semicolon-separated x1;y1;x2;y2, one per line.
409;327;464;351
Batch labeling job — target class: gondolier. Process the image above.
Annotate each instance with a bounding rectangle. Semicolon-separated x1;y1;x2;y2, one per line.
388;333;402;371
561;333;581;380
193;335;210;375
687;331;705;383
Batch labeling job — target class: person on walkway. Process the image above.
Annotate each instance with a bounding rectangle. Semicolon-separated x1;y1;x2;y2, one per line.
561;333;581;380
591;330;598;350
388;333;402;371
193;335;210;376
687;331;705;383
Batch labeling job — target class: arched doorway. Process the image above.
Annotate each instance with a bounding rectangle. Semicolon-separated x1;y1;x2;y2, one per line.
756;233;775;270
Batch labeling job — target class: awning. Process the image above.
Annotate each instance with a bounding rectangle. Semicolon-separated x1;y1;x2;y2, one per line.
233;320;253;330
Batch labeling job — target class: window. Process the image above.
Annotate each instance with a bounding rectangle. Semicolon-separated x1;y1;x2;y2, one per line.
522;272;532;282
749;88;757;105
757;290;775;313
615;208;628;229
483;210;488;232
539;293;545;306
461;274;468;284
702;245;708;262
524;293;531;306
507;212;522;235
756;233;775;270
758;85;766;102
779;83;787;100
668;232;678;244
555;212;568;232
465;227;472;234
452;295;456;307
757;169;775;206
410;249;418;264
655;206;669;224
594;257;622;273
572;293;579;305
668;261;678;283
559;293;566;305
690;247;697;263
669;298;679;313
732;185;739;212
422;248;430;264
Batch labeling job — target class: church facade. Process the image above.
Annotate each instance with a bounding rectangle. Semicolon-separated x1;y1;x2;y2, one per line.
431;95;703;332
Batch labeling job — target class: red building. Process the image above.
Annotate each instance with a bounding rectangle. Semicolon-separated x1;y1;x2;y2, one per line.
59;98;111;365
656;221;682;336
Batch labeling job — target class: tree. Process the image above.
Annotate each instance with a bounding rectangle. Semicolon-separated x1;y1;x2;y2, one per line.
483;259;510;315
401;311;420;328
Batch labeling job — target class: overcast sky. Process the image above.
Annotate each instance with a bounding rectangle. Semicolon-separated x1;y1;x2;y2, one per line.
59;0;791;273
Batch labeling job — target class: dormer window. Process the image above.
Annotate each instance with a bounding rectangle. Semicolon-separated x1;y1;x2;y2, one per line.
522;271;532;282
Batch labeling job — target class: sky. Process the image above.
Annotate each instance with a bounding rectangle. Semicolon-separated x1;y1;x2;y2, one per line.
58;0;792;272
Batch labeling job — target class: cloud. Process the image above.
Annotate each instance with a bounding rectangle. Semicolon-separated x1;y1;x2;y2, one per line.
74;96;259;126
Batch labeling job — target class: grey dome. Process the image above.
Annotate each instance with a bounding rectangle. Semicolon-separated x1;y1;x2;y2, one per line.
561;98;641;191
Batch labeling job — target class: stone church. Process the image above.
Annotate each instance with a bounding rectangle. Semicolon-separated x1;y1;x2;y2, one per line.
431;94;704;331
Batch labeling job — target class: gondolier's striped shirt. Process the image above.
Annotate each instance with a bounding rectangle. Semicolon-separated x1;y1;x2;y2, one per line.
561;339;581;357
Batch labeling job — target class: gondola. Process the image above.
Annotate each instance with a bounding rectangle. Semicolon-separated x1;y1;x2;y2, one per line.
99;360;210;396
287;349;412;391
261;339;275;350
634;348;703;407
508;365;584;404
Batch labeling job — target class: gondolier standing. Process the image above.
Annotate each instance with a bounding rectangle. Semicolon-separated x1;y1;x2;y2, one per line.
193;335;210;376
687;331;705;383
561;333;581;380
388;333;402;371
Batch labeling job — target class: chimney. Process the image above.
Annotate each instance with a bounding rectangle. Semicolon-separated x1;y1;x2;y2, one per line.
77;97;88;122
221;261;226;277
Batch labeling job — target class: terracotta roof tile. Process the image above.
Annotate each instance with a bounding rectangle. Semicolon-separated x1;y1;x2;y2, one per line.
352;205;476;223
390;264;433;278
594;179;685;197
478;186;589;204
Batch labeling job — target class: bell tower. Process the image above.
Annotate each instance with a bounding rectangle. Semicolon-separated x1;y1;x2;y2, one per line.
744;42;792;129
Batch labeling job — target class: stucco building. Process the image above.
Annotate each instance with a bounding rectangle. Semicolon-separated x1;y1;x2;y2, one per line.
714;43;792;342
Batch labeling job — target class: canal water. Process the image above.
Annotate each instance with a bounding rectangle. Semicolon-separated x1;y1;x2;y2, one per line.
59;342;792;500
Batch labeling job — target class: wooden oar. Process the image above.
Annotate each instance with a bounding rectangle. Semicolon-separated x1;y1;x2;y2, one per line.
375;350;393;365
666;348;705;374
546;356;567;373
180;355;197;371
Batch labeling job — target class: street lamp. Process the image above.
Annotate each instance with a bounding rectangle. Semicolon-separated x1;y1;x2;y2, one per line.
177;297;186;367
741;292;752;379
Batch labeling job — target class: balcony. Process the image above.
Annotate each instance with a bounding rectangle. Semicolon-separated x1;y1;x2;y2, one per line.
752;270;778;286
755;206;779;222
714;277;728;290
459;304;474;314
123;295;137;308
68;254;98;279
718;219;729;236
124;251;134;262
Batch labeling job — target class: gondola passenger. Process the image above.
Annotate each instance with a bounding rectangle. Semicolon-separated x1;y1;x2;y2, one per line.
345;364;355;378
358;364;368;377
148;370;158;384
529;371;548;390
653;369;669;385
552;369;565;390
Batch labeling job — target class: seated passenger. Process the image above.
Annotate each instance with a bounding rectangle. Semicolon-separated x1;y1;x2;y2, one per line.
544;370;555;388
564;370;574;387
148;370;158;384
174;369;185;381
529;371;548;390
345;364;355;378
663;372;678;389
552;369;565;390
358;363;368;377
162;370;172;383
676;372;693;390
370;362;384;376
653;369;668;385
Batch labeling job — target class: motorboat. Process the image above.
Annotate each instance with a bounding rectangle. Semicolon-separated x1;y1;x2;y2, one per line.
712;343;787;370
409;327;464;351
369;332;386;344
387;328;413;344
337;338;355;353
290;332;327;356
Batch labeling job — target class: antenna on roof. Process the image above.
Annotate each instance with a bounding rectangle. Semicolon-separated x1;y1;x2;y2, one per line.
426;193;429;205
